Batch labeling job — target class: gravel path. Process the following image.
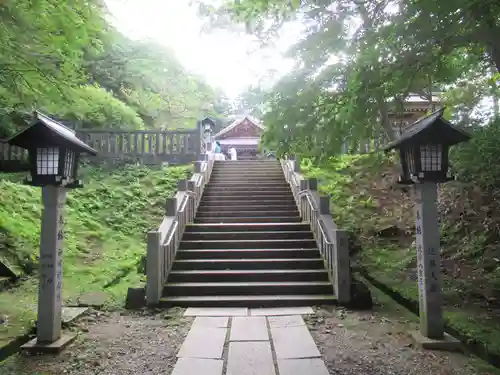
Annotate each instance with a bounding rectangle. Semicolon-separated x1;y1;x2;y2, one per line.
307;306;480;375
0;308;192;375
0;305;495;375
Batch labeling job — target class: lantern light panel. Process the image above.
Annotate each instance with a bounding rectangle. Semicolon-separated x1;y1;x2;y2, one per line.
420;144;442;172
37;147;59;175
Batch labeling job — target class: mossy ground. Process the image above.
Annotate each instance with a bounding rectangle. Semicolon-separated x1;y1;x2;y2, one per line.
0;164;190;346
302;153;500;368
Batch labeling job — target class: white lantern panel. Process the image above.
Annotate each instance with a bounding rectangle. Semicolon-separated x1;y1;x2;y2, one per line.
204;123;212;132
64;150;75;177
36;147;59;175
420;144;442;171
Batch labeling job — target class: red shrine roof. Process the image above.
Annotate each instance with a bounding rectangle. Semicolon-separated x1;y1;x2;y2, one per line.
214;116;265;140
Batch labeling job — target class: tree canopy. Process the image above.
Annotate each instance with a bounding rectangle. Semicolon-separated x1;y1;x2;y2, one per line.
0;0;226;137
199;0;500;158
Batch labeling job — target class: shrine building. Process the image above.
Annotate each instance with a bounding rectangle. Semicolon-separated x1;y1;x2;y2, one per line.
214;116;264;160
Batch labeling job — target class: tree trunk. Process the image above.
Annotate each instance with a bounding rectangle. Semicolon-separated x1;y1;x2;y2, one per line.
376;97;397;141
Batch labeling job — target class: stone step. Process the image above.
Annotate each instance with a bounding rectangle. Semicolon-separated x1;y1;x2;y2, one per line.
207;182;290;188
172;258;325;270
179;238;317;250
202;190;293;197
159;294;337;308
197;204;298;212
163;281;333;296
182;231;314;241
214;161;280;164
193;216;303;224
212;168;283;171
200;197;296;204
195;210;300;218
185;222;310;232
209;179;286;184
167;269;329;283
210;171;284;175
176;248;320;260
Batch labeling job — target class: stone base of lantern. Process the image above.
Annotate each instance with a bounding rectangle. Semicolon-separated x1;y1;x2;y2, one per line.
410;330;462;352
21;333;76;354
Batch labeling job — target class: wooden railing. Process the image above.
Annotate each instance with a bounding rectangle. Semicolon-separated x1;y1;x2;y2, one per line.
0;128;202;172
0;141;29;172
76;129;201;164
146;157;214;305
281;157;351;304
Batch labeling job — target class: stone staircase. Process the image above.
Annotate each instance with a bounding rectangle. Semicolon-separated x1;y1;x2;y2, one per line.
160;160;337;307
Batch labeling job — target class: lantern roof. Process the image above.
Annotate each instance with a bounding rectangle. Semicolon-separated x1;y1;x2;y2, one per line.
7;111;97;155
201;117;216;126
383;107;471;152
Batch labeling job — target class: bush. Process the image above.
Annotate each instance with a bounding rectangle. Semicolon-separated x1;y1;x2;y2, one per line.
451;119;500;187
45;85;145;130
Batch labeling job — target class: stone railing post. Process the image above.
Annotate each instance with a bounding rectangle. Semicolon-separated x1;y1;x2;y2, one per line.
294;156;301;173
146;230;161;306
165;197;177;216
178;179;187;192
333;229;350;304
193;161;201;174
318;195;351;304
147;197;177;306
298;179;308;215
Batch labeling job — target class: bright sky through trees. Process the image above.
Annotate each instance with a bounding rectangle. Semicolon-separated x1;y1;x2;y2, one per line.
105;0;298;99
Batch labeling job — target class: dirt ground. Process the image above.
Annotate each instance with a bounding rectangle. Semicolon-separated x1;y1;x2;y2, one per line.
0;293;498;375
0;307;192;375
307;307;476;375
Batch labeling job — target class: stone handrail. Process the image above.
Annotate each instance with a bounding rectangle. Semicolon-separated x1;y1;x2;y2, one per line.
280;157;351;304
146;157;214;305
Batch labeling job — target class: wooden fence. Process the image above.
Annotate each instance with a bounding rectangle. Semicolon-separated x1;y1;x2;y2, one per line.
0;128;202;172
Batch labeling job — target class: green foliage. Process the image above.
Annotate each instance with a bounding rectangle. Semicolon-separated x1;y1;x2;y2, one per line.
301;150;500;363
0;164;190;346
202;0;500;157
0;0;226;135
451;119;500;187
85;33;224;129
47;85;146;129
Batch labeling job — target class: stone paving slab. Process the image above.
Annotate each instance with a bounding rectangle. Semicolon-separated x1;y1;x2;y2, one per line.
271;325;321;359
267;315;305;328
184;307;248;317
171;358;223;375
230;317;268;341
177;325;227;359
191;317;229;328
277;358;330;375
226;341;276;375
61;307;89;324
249;306;313;316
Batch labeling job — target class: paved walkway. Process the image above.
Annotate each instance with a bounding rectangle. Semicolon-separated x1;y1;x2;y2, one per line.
171;307;329;375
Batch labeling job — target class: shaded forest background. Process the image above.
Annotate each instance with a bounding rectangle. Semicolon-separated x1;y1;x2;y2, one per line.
0;0;241;138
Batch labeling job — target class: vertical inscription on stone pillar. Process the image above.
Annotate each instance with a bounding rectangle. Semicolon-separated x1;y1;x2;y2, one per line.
37;186;66;343
55;211;64;303
414;182;444;339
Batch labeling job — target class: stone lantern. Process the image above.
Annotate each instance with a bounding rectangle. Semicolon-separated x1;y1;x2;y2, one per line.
383;108;470;350
7;111;97;352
